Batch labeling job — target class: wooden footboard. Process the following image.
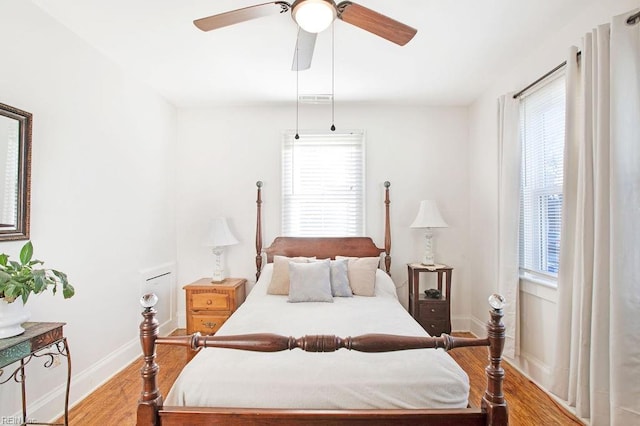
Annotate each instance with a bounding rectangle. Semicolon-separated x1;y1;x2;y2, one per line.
136;294;508;425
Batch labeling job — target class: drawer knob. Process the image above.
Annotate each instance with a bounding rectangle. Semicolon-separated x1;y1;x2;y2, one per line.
430;324;435;328
206;299;212;305
430;308;436;313
203;322;217;329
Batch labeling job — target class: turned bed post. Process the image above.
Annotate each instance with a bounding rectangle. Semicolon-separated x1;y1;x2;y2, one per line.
383;181;391;274
137;295;162;426
482;295;509;425
256;181;263;281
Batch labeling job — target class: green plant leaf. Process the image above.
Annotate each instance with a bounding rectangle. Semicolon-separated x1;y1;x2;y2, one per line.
33;270;46;293
19;241;33;265
52;269;68;284
63;283;75;299
4;283;18;298
0;243;74;305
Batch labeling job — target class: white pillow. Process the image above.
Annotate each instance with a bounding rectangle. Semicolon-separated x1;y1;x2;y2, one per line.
288;260;334;303
336;256;380;297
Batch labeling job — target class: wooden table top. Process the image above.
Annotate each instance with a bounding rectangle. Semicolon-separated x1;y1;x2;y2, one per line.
0;322;65;368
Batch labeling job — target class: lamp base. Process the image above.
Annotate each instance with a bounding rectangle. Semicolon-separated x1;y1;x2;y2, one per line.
211;267;226;283
211;247;226;283
421;229;436;265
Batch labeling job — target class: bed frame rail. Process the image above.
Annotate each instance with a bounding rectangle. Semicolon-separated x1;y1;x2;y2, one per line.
157;407;486;425
136;294;508;425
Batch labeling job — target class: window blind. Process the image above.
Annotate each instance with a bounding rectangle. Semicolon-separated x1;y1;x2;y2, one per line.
519;73;566;279
282;131;365;237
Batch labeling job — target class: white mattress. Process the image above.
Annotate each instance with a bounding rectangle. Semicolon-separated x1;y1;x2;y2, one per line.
165;265;470;409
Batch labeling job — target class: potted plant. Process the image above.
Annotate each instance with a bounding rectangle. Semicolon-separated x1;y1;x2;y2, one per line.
0;241;75;338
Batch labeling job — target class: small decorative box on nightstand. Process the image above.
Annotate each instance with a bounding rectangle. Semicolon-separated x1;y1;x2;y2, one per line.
407;263;453;336
183;278;246;336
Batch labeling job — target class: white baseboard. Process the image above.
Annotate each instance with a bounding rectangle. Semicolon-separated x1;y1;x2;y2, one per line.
177;311;186;329
469;315;486;337
18;318;178;423
505;352;587;425
515;352;552;388
451;315;471;332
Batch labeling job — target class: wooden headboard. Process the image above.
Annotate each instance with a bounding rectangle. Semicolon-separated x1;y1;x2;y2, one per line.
255;181;392;280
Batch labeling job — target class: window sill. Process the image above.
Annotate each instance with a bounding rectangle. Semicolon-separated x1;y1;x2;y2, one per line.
519;275;558;304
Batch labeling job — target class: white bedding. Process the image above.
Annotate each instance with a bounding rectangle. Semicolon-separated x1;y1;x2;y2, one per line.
165;265;470;409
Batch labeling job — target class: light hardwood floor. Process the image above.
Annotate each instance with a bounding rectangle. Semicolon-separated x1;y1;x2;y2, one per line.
56;330;583;425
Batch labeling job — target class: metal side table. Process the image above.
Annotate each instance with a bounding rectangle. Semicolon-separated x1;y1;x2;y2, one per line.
0;322;70;425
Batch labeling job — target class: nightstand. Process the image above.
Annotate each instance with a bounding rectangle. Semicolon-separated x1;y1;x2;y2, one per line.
407;263;453;336
183;278;247;336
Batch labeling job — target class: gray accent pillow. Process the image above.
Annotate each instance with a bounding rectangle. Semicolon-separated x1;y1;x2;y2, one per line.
288;260;334;303
267;255;313;295
330;259;352;297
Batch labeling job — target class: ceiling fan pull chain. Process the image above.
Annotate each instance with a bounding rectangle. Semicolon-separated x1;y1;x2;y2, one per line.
331;20;336;132
295;27;300;140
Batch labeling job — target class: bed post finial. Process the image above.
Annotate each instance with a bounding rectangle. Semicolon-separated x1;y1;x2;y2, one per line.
482;294;509;425
137;294;162;425
256;181;264;281
383;181;391;274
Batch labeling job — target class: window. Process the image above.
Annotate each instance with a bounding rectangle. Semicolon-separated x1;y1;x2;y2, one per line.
282;131;365;237
519;73;566;281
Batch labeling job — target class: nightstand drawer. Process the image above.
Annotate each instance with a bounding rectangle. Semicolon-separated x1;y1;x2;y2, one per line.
420;319;449;336
191;314;229;335
419;301;449;320
191;292;231;312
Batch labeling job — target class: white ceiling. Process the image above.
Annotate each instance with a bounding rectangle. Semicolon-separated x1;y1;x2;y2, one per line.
31;0;588;108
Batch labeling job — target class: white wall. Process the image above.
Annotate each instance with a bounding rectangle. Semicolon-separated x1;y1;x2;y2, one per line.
468;0;640;390
0;1;177;421
175;103;472;329
6;0;632;420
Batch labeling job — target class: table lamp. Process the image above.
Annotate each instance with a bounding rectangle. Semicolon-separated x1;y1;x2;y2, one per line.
410;200;448;265
204;217;239;282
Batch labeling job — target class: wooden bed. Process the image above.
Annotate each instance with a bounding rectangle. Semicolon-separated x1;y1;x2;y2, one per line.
136;181;508;425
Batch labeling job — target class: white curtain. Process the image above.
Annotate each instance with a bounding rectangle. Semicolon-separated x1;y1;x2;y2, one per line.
551;9;640;426
497;94;521;359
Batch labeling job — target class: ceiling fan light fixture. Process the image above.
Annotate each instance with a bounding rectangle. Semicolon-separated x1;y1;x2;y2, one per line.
292;0;337;33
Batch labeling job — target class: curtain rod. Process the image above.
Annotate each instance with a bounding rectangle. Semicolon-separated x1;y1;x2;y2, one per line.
513;51;582;99
513;61;566;99
515;10;638;99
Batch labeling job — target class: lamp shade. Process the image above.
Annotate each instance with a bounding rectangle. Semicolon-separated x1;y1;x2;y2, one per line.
204;217;239;247
410;200;448;229
292;0;336;33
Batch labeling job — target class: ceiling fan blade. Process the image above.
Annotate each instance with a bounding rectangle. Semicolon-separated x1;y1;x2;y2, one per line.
337;2;417;46
194;2;290;32
291;29;317;71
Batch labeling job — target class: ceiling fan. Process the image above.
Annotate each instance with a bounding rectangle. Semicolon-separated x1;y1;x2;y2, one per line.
193;0;417;71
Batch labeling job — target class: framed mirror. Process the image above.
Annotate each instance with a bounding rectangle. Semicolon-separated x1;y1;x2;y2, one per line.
0;102;31;241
